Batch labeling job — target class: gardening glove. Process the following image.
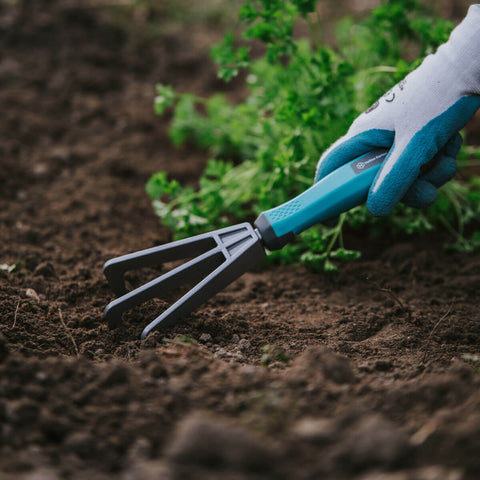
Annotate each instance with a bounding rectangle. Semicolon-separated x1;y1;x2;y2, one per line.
315;4;480;216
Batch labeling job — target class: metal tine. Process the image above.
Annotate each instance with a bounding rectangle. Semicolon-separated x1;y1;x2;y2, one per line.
104;247;224;329
103;231;219;296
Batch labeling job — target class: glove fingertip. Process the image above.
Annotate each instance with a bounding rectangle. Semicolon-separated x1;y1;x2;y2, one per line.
421;154;457;188
445;132;463;158
437;155;457;184
366;195;395;217
402;180;438;209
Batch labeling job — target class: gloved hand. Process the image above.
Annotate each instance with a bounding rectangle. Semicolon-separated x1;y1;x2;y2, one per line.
315;5;480;216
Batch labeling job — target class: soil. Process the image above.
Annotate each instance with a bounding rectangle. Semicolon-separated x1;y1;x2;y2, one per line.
1;1;480;479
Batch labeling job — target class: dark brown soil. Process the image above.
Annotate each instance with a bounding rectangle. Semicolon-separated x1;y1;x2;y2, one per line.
1;2;480;479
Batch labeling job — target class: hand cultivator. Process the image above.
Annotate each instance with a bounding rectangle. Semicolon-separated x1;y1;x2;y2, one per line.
104;150;387;339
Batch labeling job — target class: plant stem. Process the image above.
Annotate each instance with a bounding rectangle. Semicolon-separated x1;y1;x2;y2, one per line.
438;214;467;247
442;185;464;235
325;214;346;257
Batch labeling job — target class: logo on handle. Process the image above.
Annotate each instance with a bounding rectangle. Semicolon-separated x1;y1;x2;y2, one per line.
351;151;388;175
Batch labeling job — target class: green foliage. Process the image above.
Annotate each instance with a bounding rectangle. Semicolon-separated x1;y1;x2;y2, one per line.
147;0;480;272
260;344;290;366
175;335;198;345
211;32;250;81
154;84;176;115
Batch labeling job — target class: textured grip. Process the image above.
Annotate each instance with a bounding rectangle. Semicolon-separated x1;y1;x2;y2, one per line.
255;150;388;250
267;200;301;221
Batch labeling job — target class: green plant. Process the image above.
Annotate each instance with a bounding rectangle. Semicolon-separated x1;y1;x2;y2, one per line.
172;334;198;345
260;344;290;366
147;0;480;272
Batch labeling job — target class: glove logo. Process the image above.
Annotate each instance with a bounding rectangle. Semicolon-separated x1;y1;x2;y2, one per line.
365;100;379;114
384;92;395;102
351;151;388;175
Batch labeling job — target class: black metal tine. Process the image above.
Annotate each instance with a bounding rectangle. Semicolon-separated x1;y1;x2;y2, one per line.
103;233;217;296
140;232;266;338
104;247;225;329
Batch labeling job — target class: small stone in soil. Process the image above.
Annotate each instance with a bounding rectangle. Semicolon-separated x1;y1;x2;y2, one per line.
25;288;40;302
238;339;251;351
214;348;230;359
199;333;212;344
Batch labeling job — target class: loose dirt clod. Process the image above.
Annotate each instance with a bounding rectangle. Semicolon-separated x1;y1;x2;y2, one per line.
340;414;409;470
166;413;278;474
33;262;56;278
238;338;251;351
358;466;463;480
288;346;356;385
99;363;130;387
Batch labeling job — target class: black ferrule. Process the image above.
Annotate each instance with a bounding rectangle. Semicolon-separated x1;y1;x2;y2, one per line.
254;213;294;251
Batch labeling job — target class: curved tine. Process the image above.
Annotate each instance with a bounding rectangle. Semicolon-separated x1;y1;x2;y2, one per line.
103;258;130;296
141;235;266;338
104;247;225;329
103;234;217;297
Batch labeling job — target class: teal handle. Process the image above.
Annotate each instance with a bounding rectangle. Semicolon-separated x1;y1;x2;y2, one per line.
255;150;388;250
